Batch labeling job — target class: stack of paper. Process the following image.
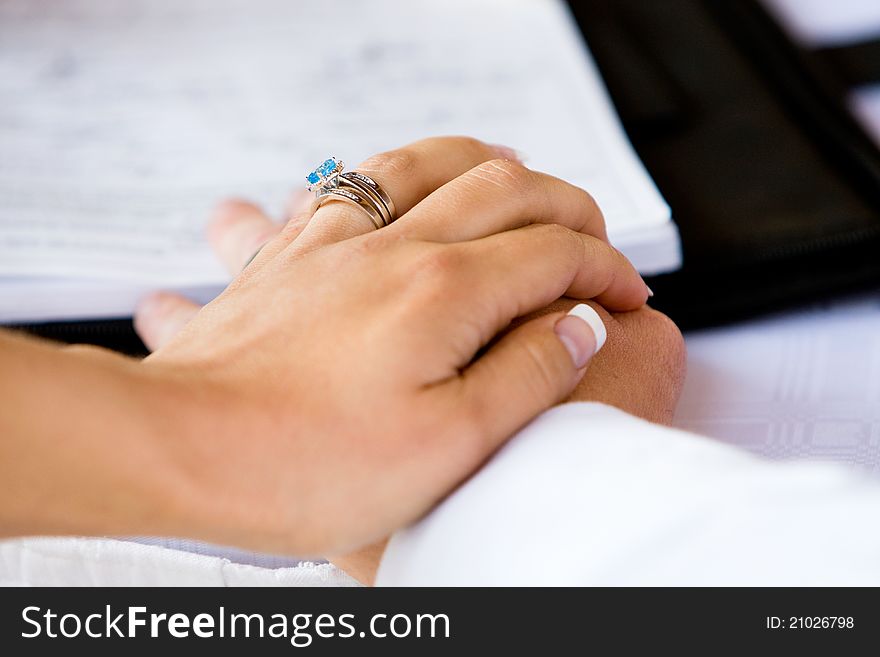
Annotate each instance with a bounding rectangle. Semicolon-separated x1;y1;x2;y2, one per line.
0;0;680;323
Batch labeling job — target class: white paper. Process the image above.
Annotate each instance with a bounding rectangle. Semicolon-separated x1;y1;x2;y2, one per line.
0;0;678;322
762;0;880;47
850;84;880;148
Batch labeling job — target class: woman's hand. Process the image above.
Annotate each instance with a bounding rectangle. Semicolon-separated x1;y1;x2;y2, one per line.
134;136;650;558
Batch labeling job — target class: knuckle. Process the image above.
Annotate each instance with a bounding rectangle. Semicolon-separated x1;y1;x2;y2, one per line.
472;157;532;191
360;148;419;179
408;244;464;283
452;394;496;462
416;135;488;159
281;213;310;238
526;222;589;276
573;185;602;216
618;306;686;362
612;306;687;408
543;221;577;241
347;229;399;260
582;236;620;282
642;307;683;344
583;232;613;259
573;186;608;233
648;309;686;358
449;135;490;157
312;229;389;269
530;220;577;243
520;338;565;403
538;221;584;258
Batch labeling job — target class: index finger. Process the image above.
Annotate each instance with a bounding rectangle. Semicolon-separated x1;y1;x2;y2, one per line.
411;224;648;364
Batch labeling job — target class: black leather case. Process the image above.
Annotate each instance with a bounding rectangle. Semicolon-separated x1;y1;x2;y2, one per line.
571;0;880;328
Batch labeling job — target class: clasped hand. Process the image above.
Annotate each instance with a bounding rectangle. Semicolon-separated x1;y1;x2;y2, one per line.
134;137;654;558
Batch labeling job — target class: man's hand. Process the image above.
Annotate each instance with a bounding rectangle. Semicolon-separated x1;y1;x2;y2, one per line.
532;299;685;425
334;301;686;584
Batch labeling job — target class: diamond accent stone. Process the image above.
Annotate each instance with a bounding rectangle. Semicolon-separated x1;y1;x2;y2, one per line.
350;171;376;188
333;189;359;201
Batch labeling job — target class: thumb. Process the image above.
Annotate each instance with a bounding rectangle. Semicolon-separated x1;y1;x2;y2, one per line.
456;303;607;453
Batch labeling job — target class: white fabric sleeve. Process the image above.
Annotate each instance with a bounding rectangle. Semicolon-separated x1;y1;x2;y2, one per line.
376;402;880;585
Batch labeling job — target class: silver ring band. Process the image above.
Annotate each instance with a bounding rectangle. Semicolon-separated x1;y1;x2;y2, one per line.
305;157;398;230
340;171;398;224
338;175;393;226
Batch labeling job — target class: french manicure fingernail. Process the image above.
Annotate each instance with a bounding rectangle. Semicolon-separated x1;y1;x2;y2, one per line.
490;144;525;163
647;285;655;298
554;304;607;368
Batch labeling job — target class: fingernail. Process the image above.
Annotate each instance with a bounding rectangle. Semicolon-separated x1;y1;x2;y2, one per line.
490;144;525;163
554;304;607;368
646;285;655;298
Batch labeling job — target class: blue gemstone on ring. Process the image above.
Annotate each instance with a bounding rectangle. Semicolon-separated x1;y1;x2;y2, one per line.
306;157;343;190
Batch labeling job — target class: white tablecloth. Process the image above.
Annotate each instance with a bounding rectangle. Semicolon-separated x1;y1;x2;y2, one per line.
675;292;880;475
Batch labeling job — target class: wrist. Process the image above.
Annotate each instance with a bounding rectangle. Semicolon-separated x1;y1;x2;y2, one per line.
0;338;202;539
139;354;327;556
135;355;302;553
62;346;211;540
130;356;239;543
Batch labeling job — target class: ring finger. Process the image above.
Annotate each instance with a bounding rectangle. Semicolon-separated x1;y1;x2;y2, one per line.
288;136;518;254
